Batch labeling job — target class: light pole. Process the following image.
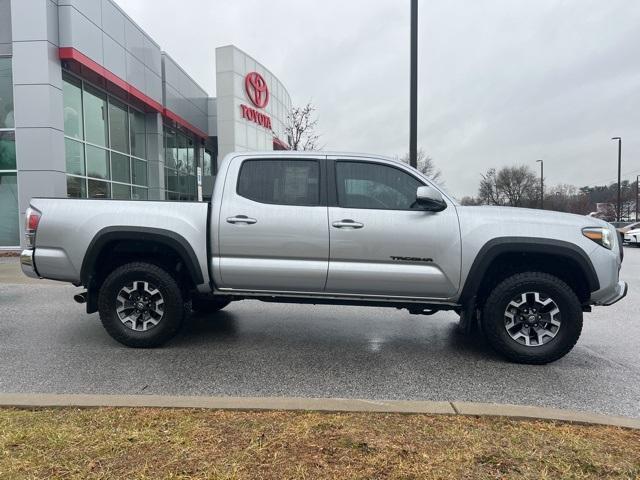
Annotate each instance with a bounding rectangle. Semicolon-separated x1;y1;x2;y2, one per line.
636;175;640;222
536;160;544;209
611;137;622;222
409;0;418;168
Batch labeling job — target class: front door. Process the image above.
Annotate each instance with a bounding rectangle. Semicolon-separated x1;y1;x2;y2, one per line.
326;158;461;299
218;156;329;292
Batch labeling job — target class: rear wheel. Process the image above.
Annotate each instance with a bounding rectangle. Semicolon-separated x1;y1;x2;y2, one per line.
482;272;583;364
98;262;186;347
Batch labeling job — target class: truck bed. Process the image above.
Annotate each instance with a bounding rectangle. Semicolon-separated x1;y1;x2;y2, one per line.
28;198;211;289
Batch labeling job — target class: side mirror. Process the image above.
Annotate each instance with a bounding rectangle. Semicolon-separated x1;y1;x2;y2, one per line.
416;186;447;212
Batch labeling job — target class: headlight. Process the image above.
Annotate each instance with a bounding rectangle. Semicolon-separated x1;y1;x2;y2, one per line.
582;227;613;250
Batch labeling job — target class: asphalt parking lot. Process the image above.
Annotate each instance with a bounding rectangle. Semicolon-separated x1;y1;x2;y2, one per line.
0;248;638;418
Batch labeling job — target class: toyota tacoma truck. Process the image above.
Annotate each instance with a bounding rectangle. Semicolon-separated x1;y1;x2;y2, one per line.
21;152;627;364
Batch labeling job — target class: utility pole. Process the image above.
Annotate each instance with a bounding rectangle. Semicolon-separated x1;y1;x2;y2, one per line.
536;159;544;209
409;0;418;168
611;137;622;222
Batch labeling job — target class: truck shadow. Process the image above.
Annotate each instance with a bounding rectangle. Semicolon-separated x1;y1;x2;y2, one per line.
171;309;502;362
175;311;240;344
445;324;502;362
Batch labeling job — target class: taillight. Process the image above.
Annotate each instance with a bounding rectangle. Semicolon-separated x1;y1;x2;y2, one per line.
25;207;41;249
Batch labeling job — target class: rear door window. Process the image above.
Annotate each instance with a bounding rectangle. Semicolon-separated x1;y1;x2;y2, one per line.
237;159;320;206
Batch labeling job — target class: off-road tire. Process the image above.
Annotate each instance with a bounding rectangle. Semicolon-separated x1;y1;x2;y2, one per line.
98;262;186;347
482;272;583;364
192;296;232;314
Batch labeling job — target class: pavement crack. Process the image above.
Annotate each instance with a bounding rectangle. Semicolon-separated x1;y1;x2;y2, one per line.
450;402;459;414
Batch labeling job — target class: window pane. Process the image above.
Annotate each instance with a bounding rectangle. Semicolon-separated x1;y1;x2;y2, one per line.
237;160;320;206
203;150;212;176
132;186;147;200
112;183;131;199
0;58;14;129
177;134;188;173
178;172;187;194
86;145;109;180
84;85;108;147
166;168;177;191
62;74;83;139
65;138;84;175
187;138;195;174
108;98;129;153
66;175;86;198
164;129;176;168
335;162;422;210
132;159;147;186
111;152;130;183
187;174;196;198
0;131;16;170
88;179;110;199
130;109;146;158
0;173;19;246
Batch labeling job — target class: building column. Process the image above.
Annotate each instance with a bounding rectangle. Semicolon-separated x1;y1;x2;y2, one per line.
11;0;65;247
146;112;165;200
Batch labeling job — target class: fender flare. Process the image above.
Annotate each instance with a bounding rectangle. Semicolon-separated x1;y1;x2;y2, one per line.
80;226;204;287
458;237;600;305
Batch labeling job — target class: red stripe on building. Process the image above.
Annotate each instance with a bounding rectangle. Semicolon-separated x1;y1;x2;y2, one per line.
59;47;208;140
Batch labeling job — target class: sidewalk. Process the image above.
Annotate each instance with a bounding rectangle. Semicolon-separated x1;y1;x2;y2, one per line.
1;393;638;429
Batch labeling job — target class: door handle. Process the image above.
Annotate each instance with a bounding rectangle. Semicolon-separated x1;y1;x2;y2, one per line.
226;215;257;225
332;219;364;229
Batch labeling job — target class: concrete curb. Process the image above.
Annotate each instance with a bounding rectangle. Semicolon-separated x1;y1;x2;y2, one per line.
0;394;638;429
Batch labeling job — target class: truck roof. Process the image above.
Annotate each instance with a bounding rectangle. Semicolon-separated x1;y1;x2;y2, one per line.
224;150;402;165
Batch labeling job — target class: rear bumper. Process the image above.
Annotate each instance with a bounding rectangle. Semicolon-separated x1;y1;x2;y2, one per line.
20;249;39;279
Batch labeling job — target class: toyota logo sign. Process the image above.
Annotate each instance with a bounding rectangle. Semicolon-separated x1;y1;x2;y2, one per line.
245;72;269;109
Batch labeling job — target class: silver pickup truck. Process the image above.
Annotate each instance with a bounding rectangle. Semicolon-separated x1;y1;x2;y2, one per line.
21;151;627;364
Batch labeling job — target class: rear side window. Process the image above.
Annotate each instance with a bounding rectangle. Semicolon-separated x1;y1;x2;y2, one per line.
237;159;320;206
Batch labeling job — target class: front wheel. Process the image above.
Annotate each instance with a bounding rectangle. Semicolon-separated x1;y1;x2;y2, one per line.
98;262;186;347
482;272;583;364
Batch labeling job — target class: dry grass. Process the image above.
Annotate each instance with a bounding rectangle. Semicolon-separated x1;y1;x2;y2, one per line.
0;407;639;479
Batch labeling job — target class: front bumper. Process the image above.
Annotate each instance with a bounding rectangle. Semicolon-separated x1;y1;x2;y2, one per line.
20;249;39;279
597;280;628;306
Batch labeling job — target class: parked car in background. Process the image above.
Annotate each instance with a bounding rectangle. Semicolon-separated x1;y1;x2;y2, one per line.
617;221;640;234
623;226;640;245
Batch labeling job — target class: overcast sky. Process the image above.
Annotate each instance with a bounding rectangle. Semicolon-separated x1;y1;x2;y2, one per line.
117;0;640;198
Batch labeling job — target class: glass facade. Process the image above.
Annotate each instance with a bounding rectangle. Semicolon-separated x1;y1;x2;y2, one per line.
0;57;18;246
164;126;198;200
63;72;149;200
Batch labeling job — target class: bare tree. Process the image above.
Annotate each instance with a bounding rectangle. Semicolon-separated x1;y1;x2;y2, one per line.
460;196;482;206
400;149;443;184
478;165;538;207
497;166;538;207
478;168;502;205
285;102;321;151
472;172;637;217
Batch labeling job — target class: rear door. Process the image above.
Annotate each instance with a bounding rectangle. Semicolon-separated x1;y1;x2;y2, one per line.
326;157;461;299
217;156;329;292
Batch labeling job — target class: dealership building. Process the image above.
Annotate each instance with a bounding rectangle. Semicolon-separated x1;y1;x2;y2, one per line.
0;0;293;248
